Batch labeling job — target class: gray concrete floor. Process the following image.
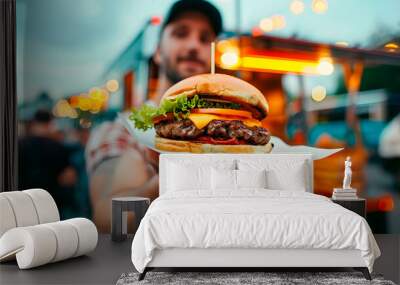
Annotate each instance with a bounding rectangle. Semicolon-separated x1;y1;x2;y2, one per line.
0;234;133;285
0;234;399;285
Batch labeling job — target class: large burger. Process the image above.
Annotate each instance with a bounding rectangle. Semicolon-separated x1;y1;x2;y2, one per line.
130;73;272;153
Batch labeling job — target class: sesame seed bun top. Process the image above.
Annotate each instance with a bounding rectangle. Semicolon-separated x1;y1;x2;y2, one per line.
162;73;269;119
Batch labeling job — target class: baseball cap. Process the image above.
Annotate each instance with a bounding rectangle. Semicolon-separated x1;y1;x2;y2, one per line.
161;0;223;36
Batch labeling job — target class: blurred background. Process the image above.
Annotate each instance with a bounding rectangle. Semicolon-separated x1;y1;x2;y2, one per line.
17;0;400;232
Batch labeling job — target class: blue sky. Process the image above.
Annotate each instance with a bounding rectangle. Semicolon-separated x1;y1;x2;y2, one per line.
17;0;400;104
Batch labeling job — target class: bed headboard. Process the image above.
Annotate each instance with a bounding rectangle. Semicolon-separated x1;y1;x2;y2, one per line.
159;154;313;195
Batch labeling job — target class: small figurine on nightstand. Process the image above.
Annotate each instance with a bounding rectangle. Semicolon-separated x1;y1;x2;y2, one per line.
343;156;352;189
332;156;358;200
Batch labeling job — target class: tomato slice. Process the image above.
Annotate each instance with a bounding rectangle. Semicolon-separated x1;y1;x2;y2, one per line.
191;108;252;119
194;136;241;145
152;113;174;124
209;137;240;145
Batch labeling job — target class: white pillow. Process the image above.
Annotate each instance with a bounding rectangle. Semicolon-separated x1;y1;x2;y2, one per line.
211;168;236;190
211;169;267;190
167;162;211;191
238;159;307;191
166;159;236;192
236;169;267;189
266;166;306;191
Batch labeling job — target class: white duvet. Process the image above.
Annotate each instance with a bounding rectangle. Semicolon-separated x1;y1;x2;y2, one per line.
131;190;380;273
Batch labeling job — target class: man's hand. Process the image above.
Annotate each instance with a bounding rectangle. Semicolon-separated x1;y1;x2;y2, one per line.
143;148;159;172
89;149;159;233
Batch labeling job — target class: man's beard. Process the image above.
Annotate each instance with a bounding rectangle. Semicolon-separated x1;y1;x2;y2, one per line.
163;61;184;84
162;54;206;84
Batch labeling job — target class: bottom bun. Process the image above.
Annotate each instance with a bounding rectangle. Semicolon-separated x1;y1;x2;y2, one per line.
155;136;274;154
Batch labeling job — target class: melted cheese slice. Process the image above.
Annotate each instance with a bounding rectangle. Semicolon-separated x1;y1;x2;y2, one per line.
188;113;262;129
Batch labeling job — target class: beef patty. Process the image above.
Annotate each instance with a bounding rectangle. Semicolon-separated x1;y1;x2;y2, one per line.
155;119;270;145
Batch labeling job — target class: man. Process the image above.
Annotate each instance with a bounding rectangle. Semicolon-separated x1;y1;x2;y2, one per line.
152;0;222;102
86;0;223;232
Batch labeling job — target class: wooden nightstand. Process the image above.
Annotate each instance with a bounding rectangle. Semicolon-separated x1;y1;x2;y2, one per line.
331;198;366;218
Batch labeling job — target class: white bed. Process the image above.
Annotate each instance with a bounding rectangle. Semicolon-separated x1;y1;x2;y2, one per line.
131;154;380;280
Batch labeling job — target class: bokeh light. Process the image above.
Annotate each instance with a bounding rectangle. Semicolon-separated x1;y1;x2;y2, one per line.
89;88;108;102
106;79;119;93
150;15;162;26
384;42;399;52
79;118;92;128
69;95;80;108
377;195;395;212
78;96;92;111
335;41;349;47
220;51;240;68
259;18;274;32
317;57;334;75
251;27;263;37
53;99;78;118
71;86;112;115
290;0;305;15
312;0;328;14
271;15;286;30
90;100;103;114
217;40;231;52
311;85;327;102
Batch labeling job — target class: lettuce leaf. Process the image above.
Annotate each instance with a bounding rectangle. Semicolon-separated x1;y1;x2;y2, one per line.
129;94;241;131
129;94;200;131
128;104;159;131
